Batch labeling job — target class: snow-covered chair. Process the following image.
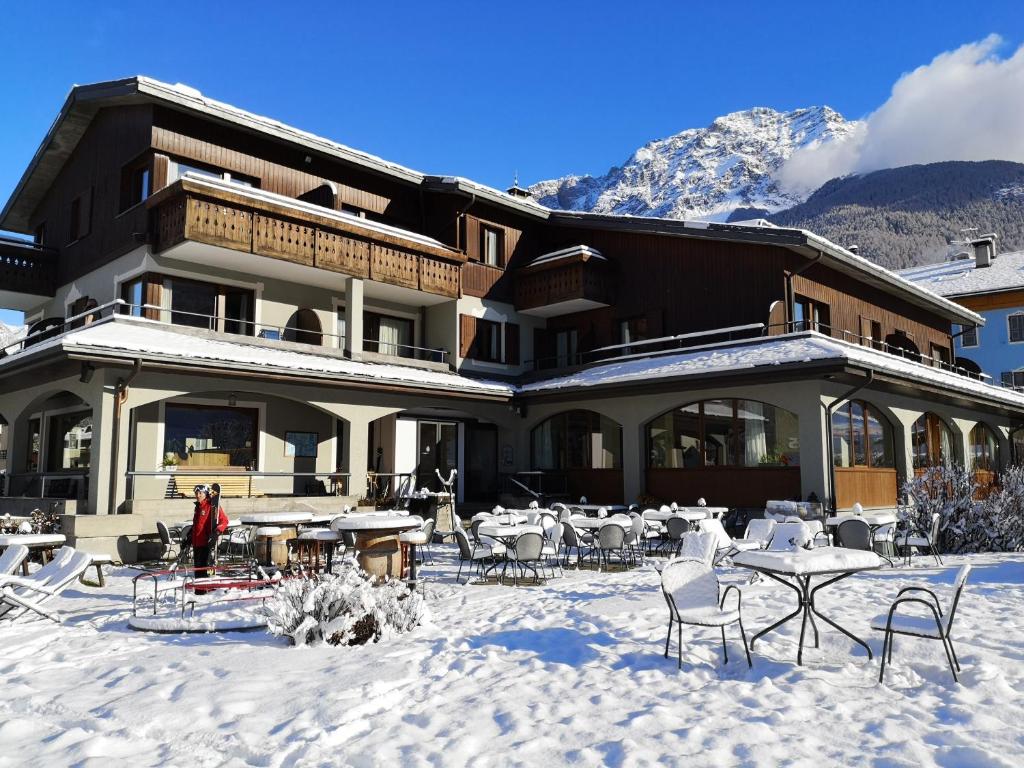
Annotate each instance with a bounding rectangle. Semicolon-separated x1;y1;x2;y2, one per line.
660;559;752;669
0;546;93;623
596;522;628;571
835;518;872;551
697;517;761;564
541;522;564;577
895;512;943;567
0;544;29;576
453;526;504;583
872;564;970;683
673;531;716;566
502;531;545;585
766;521;812;551
733;518;777;550
561;521;592;568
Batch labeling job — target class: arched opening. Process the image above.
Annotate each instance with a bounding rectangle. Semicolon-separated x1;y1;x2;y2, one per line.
831;400;897;509
970;422;1000;495
284;309;323;346
530;410;623;503
644;399;801;507
8;390;92;501
911;412;956;472
885;332;921;362
955;357;982;376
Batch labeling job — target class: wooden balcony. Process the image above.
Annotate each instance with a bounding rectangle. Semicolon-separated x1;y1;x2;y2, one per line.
0;237;58;309
515;255;612;317
148;179;464;299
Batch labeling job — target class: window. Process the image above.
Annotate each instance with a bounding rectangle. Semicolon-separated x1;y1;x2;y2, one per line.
166;277;219;329
619;316;648;353
365;312;414;357
172;160;254;187
555;328;579;368
959;324;979;348
794;296;830;333
475;319;502;362
68;188;92;243
970;423;999;472
33;222;45;246
911;412;955;469
26;417;40;472
47;411;92;471
340;203;367;219
832;400;894;468
120;159;151;211
647;399;800;469
121;278;146;317
1009;314;1024;343
481;226;502;267
1003;371;1024;389
531;410;622;470
164;404;258;469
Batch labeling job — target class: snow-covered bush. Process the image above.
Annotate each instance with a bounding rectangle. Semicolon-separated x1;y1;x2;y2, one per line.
259;565;427;647
978;465;1024;552
900;465;978;553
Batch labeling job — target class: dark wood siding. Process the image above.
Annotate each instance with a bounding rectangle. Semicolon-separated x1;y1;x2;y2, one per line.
29;105;154;284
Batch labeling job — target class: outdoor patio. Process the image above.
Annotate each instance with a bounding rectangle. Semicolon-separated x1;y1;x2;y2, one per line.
0;546;1021;766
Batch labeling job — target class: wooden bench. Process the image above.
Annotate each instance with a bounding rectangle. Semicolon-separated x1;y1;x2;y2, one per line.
80;553;115;587
170;475;264;498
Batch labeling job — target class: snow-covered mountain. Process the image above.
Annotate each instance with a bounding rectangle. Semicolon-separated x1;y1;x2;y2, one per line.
529;106;860;222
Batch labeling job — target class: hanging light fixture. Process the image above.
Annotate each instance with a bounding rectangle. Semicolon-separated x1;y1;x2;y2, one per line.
228;392;237;407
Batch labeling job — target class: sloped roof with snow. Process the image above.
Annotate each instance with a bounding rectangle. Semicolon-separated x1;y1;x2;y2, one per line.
899;251;1024;298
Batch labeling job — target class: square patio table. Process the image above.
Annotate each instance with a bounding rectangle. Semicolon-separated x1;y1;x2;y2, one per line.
732;547;882;665
0;533;67;575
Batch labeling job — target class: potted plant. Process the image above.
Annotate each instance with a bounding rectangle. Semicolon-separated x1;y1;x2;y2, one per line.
162;453;180;471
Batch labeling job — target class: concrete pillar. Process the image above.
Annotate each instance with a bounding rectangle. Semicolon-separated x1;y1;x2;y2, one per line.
345;413;370;501
889;408;921;497
796;395;831;503
951;417;976;472
344;277;364;359
622;419;643;504
87;381;118;515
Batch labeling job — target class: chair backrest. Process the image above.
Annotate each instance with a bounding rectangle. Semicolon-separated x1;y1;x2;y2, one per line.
156;520;172;546
629;514;644;541
768;521;812;551
470;519;484;543
453;526;473;559
421;518;436;540
659;505;672;513
661;559;720;616
697;517;733;551
596;506;608;518
743;518;776;544
598;523;626;549
546;522;563;547
538;512;557;531
929;513;942;545
835;518;872;551
676;531;716;565
513;531;544;561
804;520;824;536
562;522;581;547
558;508;572;522
665;516;689;541
0;544;29;575
944;564;972;632
10;547;91;595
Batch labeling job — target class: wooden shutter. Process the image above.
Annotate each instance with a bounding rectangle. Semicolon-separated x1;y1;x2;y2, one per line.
504;322;520;365
459;314;477;359
152;154;170;192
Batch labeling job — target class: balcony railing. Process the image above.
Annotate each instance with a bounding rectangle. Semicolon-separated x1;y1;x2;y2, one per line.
0;236;58;299
148;177;464;299
362;338;448;365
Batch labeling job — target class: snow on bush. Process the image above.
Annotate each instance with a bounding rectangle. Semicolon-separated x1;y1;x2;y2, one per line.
900;464;1024;553
259;564;428;647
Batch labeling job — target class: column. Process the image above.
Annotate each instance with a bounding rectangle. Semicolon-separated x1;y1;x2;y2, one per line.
344;276;364;359
621;420;643;505
345;413;370;502
86;381;118;515
796;395;830;503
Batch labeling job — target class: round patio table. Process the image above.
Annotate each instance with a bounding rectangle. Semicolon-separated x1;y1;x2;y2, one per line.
476;522;543;582
237;512;316;566
732;547;883;665
330;514;421;582
568;516;631;530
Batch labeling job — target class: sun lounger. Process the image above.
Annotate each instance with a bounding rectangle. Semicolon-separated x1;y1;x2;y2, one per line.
0;546;93;623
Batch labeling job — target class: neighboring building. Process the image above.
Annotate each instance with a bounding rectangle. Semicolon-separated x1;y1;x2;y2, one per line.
900;239;1024;387
1;78;1022;555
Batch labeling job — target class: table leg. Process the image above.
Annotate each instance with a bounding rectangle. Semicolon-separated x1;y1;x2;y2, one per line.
750;571;806;650
808;573;874;659
407;543;417;589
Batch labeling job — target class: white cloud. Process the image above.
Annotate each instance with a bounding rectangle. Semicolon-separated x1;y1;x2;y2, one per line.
777;35;1024;194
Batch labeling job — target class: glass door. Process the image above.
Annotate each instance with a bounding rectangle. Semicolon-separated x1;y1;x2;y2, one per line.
417;421;457;491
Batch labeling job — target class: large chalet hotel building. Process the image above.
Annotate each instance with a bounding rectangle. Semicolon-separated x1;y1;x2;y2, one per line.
1;78;1021;554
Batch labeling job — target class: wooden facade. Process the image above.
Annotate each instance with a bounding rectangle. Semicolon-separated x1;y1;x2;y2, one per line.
646;467;802;509
834;467;899;509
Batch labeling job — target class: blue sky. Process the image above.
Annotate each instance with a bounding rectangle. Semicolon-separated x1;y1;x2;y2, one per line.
0;0;1021;325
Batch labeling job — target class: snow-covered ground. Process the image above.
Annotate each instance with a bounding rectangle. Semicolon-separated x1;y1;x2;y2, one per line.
2;549;1023;767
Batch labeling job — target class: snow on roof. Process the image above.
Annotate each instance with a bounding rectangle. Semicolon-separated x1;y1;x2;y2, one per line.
1;319;513;397
520;330;1024;408
526;245;606;268
899;250;1024;298
180;174;455;253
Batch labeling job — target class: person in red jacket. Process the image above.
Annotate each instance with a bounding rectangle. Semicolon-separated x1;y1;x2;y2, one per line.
191;484;229;579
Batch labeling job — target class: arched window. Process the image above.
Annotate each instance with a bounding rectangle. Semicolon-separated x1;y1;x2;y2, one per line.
885;332;921;362
911;412;955;469
646;399;799;469
970;423;999;472
832;400;894;468
285;309;323;346
531;410;622;470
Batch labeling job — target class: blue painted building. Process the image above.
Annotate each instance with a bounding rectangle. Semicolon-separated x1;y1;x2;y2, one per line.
900;242;1024;387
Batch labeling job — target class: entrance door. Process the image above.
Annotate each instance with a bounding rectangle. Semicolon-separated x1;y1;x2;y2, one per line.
417;421;457;491
465;424;498;501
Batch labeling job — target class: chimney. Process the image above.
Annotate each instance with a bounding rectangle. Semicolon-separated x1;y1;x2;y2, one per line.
972;234;998;268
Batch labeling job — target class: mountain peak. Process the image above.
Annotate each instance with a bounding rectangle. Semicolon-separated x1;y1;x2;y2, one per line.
529;106;859;221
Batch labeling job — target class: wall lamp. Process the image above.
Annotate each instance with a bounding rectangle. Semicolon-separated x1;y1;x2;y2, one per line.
228;392;237;407
79;362;95;384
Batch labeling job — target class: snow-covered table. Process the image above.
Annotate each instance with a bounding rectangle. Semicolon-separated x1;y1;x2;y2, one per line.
0;534;66;575
825;512;897;528
732;547;883;665
645;509;718;524
330;514;422;582
568;516;631;530
572;504;628;516
237;512;315;525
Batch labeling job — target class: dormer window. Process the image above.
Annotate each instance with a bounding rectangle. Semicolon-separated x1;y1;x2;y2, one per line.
481;225;502;267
